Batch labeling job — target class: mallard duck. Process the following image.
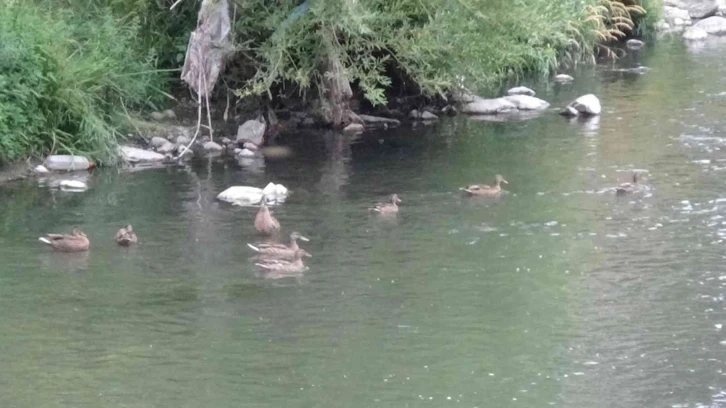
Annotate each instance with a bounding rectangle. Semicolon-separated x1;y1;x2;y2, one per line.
255;249;311;273
247;231;309;261
370;194;402;214
115;225;138;246
616;172;641;195
38;227;90;252
460;174;508;196
254;197;280;235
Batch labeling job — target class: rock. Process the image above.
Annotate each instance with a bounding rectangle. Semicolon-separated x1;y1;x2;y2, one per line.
507;86;536;96
612;66;651;74
684;26;710;39
176;135;191;146
150;111;166;121
150;136;170;148
217;183;288;206
203;141;223;152
553;74;574;83
238;148;256;157
162;109;176;120
409;110;439;120
502;95;550;111
119;146;166;163
626;39;645;50
358;114;402;128
665;6;692;24
559;106;579;117
34;165;49;174
692;16;726;34
656;19;672;31
441;105;458;116
220;137;232;146
459;97;517;114
569;94;602;116
59;180;88;191
156;141;176;154
236;118;266;145
666;0;719;18
343;123;365;134
301;117;316;128
262;182;288;199
243;142;259;151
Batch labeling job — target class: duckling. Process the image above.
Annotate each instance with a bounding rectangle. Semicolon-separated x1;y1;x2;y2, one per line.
616;172;641;195
38;227;90;252
370;194;402;215
255;249;311;273
460;174;508;196
254;197;280;236
247;231;309;261
115;225;138;246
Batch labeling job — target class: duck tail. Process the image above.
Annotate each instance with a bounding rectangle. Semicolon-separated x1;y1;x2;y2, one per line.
38;237;52;245
247;243;260;252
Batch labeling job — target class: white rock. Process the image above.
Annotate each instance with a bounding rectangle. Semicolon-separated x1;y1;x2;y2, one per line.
59;180;88;191
684;26;709;39
236;118;266;145
217;186;264;206
203;141;223;152
626;39;645;50
503;95;550;111
119;146;166;163
666;0;719;18
674;17;686;26
665;6;692;24
554;74;574;83
460;97;517;114
150;136;170;148
176;135;191;146
507;86;536;96
569;94;601;116
693;16;726;35
156;141;176;154
343;123;364;134
409;110;439;120
238;148;256;157
34;165;49;174
263;182;288;198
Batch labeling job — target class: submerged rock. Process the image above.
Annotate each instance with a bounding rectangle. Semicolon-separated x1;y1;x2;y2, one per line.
59;180;88;191
692;16;726;34
559;106;579;117
343;123;365;134
684;26;709;39
502;95;550;111
358;114;401;128
119;146;166;163
507;86;536;96
553;74;574;83
460;97;517;114
409;109;439;120
626;39;645;50
568;94;602;116
236;118;266;146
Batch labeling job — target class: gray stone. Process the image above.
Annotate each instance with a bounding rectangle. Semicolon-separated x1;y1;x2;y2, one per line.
119;146;166;163
343;123;365;134
409;109;439;120
34;165;50;174
220;137;232;145
176;135;191;146
656;19;672;31
559;106;579;117
150;111;166;121
684;26;710;39
236;118;266;145
569;94;601;116
665;0;718;18
502;95;550;111
238;148;256;157
665;6;692;24
203;141;223;152
460;97;517;114
162;109;176;120
626;39;645;50
358;114;402;128
693;16;726;34
553;74;574;83
243;142;259;151
150;136;170;148
506;86;536;96
156;141;176;154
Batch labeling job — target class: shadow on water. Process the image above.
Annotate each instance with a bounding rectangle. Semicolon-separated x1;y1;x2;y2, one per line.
1;39;726;408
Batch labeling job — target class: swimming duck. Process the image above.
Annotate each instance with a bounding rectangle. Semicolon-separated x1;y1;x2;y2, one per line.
115;225;138;246
247;231;309;261
460;174;508;196
370;194;402;215
255;249;311;273
38;227;90;252
616;173;641;195
254;197;280;235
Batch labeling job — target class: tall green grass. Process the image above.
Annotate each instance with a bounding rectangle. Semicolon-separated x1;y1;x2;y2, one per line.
0;2;164;164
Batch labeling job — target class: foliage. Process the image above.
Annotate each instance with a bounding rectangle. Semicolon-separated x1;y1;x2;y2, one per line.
0;1;165;164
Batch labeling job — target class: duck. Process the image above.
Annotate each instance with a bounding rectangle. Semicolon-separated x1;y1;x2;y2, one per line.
38;227;90;252
255;249;311;273
370;194;402;215
460;174;508;196
616;172;641;195
115;225;138;246
254;197;280;235
247;231;309;261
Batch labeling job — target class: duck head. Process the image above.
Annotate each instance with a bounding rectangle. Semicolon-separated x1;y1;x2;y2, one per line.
390;194;402;204
290;231;309;242
495;174;508;185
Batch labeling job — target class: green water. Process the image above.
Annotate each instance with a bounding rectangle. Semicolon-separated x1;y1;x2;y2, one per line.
2;39;726;407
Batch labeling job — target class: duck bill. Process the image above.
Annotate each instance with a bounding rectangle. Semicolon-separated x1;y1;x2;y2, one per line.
501;179;509;184
299;236;310;242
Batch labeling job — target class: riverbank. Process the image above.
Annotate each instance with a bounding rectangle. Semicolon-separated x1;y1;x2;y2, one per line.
0;0;658;166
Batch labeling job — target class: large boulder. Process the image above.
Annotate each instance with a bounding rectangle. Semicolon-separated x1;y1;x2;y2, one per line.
119;146;166;163
692;16;726;34
460;97;517;114
568;94;602;116
684;26;710;39
507;86;536;96
665;0;719;18
502;95;550;111
664;6;692;25
236;118;266;146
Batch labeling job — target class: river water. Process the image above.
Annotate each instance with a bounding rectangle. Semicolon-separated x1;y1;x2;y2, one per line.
2;38;726;408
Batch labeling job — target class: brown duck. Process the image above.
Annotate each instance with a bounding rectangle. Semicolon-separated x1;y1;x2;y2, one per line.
460;174;508;196
370;194;402;215
247;231;309;261
254;197;280;235
38;227;90;252
616;173;641;195
255;249;312;273
115;225;138;246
